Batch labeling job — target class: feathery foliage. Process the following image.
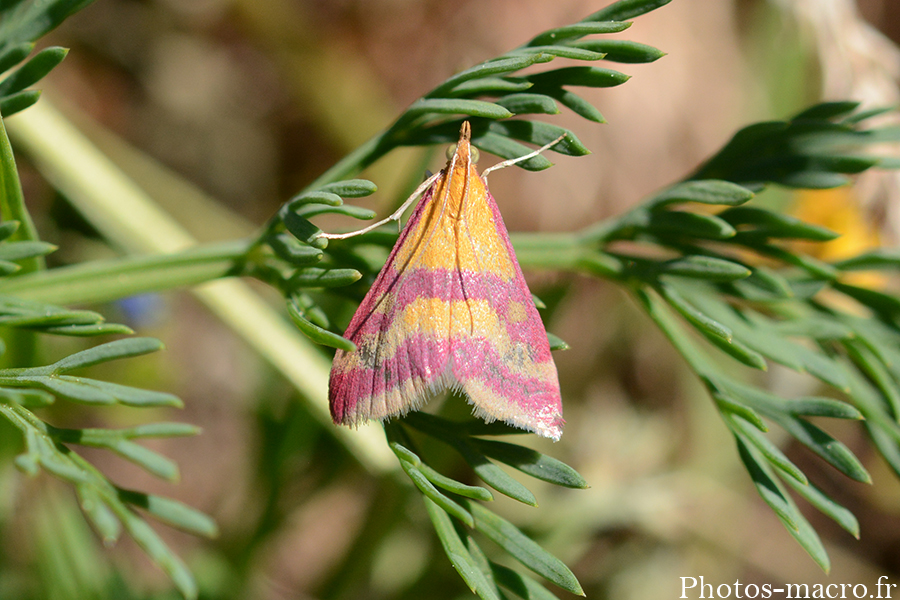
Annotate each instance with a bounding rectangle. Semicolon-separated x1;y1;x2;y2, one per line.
4;0;900;597
0;3;216;599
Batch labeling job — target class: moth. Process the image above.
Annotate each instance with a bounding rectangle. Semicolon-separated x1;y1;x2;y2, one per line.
326;122;564;440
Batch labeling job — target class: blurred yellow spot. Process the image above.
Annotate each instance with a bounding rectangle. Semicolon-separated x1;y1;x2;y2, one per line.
790;187;883;288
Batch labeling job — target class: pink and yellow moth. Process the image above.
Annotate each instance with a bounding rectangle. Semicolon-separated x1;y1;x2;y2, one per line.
326;121;564;440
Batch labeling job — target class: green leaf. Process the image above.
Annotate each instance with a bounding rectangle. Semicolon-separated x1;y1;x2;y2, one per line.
297;203;376;220
470;438;588;489
76;485;121;544
268;232;324;265
105;438;179;481
722;378;860;420
0;42;33;74
488;120;591;156
286;296;354;351
0;97;41;273
494;93;560;115
448;77;533;97
0;260;21;275
283;210;327;249
650;180;754;207
779;171;851;189
418;461;494;502
835;282;900;320
526;66;630;89
0;220;20;240
319;178;378;198
585;0;673;21
550;88;605;122
0;46;67;97
288;190;343;207
657;283;732;341
424;499;502;600
719;379;869;482
841;105;896;125
403;413;538;505
50;337;164;373
867;421;900;478
512;45;605;61
718;206;839;241
660;255;750;281
123;422;201;438
774;416;871;483
701;327;768;370
0;0;95;51
689;294;848;389
468;502;584;595
491;561;561;600
434;54;553;97
288;267;361;288
526;21;631;46
780;475;859;538
76;379;182;408
836;249;900;271
407;98;513;120
458;439;538;506
1;386;54;408
793;101;861;120
845;339;900;418
736;438;830;572
464;534;501;595
0;309;99;327
728;415;807;485
0;239;56;261
118;511;198;600
387;439;421;466
785;396;862;420
571;39;666;63
740;267;794;299
474;132;553;171
547;332;570;352
118;489;218;538
711;391;767;431
401;459;475;528
41;323;133;336
12;376;115;405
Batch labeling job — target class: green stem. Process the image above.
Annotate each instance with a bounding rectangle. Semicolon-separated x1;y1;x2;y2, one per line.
0;240;249;306
0;114;41;367
511;231;624;278
0;115;41;273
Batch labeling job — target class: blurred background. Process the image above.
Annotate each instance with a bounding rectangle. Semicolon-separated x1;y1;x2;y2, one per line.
2;0;900;598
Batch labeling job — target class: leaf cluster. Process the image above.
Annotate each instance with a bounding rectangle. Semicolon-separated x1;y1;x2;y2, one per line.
0;0;82;117
585;101;900;570
0;340;216;599
387;413;587;600
0;3;216;598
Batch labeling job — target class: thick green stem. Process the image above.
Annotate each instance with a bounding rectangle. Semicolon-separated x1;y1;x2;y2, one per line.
0;240;249;306
0;115;41;273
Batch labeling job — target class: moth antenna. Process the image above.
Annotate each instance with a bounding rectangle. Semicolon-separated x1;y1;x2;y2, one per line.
318;171;443;240
481;133;568;182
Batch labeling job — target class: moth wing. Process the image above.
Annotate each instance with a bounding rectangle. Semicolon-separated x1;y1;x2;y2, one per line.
329;183;455;426
449;179;564;440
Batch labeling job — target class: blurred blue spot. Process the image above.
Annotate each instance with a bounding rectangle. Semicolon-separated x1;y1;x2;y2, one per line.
117;294;165;328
